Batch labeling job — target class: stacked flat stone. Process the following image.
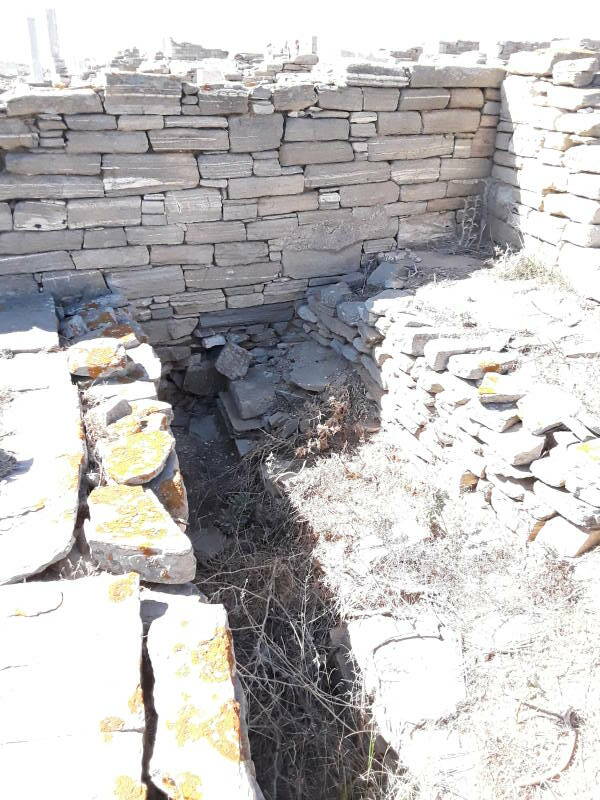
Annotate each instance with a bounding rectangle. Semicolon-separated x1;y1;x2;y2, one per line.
0;63;503;367
292;285;600;558
488;47;600;299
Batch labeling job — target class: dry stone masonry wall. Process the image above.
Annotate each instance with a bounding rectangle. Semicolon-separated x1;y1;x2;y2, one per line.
0;64;504;367
489;47;600;298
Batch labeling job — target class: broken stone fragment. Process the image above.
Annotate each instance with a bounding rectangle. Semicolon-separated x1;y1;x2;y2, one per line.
447;351;518;380
146;592;263;799
534;515;600;557
478;372;529;404
147;450;189;530
516;387;581;435
85;484;196;583
229;367;276;419
67;337;127;379
478;424;546;466
102;429;175;484
215;342;252;380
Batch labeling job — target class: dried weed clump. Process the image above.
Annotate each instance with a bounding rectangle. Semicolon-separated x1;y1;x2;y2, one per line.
490;245;570;289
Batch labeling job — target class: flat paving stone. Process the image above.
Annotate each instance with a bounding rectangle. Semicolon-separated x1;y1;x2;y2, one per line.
0;292;59;354
0;573;145;798
287;341;348;392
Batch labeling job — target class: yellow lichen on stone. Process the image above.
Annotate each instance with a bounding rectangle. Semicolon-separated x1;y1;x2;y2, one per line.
478;372;499;394
86;310;116;330
167;701;242;761
113;775;147;800
155;474;187;519
189;627;235;683
108;572;138;603
572;440;600;462
175;773;203;800
104;430;174;485
92;485;169;541
108;416;144;440
128;684;144;714
100;716;125;742
85;344;126;379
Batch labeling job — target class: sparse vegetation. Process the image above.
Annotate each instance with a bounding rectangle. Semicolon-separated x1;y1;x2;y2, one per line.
490;245;570;289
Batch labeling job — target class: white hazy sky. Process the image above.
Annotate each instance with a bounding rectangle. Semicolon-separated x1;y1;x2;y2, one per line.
1;0;599;66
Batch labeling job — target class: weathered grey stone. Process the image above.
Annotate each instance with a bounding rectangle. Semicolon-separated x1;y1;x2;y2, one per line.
0;203;11;232
13;200;66;231
0;251;74;276
65;131;148;153
284;117;350;141
164;187;222;223
72;245;148;270
317;87;363;111
390;158;441;184
6;87;102;116
258;192;319;215
0;174;104;201
185;262;279;289
246;218;298;240
376;111;422;135
149;128;229;151
0;118;38;149
186;221;246;244
449;88;484;108
508;48;592;77
125;225;184;245
5;153;101;176
304;161;390;188
215;241;269;266
283;243;362;278
363;87;400;111
67;196;141;228
229;114;284;152
41;269;107;299
196;89;249;115
279;141;354;166
216;341;252;379
273;84;317;111
398;88;450;110
340;181;399;207
106;265;185;299
0;229;82;255
411;65;505;88
151;244;213;265
230;366;276;419
117;115;164;130
64;114;117;130
198;302;293;328
164;115;227;129
102;154;199;196
422;109;481;134
171;289;226;315
397;212;456;245
197;152;253;179
104;72;181;115
368;134;453;161
439;157;491;180
228;174;304;199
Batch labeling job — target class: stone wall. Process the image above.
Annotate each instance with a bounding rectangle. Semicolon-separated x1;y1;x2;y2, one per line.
0;64;503;366
488;48;600;299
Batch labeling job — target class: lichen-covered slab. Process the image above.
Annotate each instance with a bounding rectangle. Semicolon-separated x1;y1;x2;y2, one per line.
146;593;263;799
67;336;127;378
102;429;175;484
85;484;196;583
0;573;145;798
148;450;189;530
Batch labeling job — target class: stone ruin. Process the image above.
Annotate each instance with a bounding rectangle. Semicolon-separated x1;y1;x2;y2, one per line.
0;42;599;798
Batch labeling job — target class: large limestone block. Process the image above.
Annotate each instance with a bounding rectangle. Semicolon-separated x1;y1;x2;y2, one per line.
555;111;600;137
102;429;175;484
186;221;246;244
67;196;141;228
410;65;505;88
0;229;82;255
397;212;455;245
106;265;185;299
13;200;66;231
214;241;268;266
66;131;148;153
340;181;399;207
72;245;148;270
102;154;199;196
552;57;600;88
282;242;362;278
368;134;453;161
284;117;350;141
422;109;480;133
564;144;600;174
184;262;279;289
151;243;213;265
439;157;491;180
119;114;165;130
228;174;304;199
0;250;74;276
146;596;263;800
104;72;182;115
390;157;440;184
41;269;107;299
273;84;317;110
0;118;38;149
196;89;249;115
64;113;117;130
449;88;484;108
85;484;195;583
508;48;594;77
545;192;600;223
563;221;600;247
376;111;422;135
398;88;450;111
149;128;229;151
164;187;222;223
304;161;390;188
258;192;319;215
0;573;146;798
126;225;185;245
228;114;284;152
0;173;104;201
6;87;102;115
316;87;363;111
246;218;298;240
546;85;600;111
5;152;101;176
568;172;600;201
279;140;354;166
363;87;400;111
197;153;253;179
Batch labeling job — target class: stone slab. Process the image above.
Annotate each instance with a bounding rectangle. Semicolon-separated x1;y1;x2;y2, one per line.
0;292;58;353
102;154;199;196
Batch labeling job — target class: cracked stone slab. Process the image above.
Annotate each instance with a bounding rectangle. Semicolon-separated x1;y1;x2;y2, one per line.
0;573;145;798
67;337;127;379
287;341;348;392
146;591;264;799
85;484;196;583
0;293;59;354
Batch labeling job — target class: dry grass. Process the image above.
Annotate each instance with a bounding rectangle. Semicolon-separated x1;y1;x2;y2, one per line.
490;246;570;289
283;426;600;800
